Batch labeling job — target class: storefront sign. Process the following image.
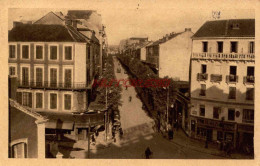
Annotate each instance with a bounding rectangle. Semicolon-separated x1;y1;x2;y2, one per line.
238;124;254;132
197;118;235;131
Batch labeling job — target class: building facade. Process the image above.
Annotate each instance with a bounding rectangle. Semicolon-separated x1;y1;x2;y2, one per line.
145;28;193;81
189;19;255;152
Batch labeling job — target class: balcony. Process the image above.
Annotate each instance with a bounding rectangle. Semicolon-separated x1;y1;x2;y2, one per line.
242;119;254;124
210;74;222;83
226;75;238;83
197;73;208;81
18;81;92;90
243;76;255;84
192;53;255;61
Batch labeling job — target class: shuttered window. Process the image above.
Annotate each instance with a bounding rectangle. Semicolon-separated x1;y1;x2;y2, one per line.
22;92;32;108
36;93;43;108
22;45;29;59
64;94;71;110
50;93;57;109
9;67;16;76
64;69;72;88
50;68;57;87
9;45;16;58
36;68;43;86
36;45;43;59
50;46;57;60
65;46;72;60
22;67;29;86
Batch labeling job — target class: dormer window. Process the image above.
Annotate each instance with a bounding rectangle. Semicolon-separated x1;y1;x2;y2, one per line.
232;23;240;29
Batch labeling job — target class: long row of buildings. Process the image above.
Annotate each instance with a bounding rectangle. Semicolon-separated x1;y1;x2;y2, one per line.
119;19;255;152
8;10;108;158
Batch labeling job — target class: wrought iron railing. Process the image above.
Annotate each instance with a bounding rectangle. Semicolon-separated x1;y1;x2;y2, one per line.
243;76;255;84
226;75;238;83
210;74;222;82
197;73;208;81
192;53;254;61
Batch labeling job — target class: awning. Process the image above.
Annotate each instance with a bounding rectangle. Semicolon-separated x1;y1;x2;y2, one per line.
45;120;74;130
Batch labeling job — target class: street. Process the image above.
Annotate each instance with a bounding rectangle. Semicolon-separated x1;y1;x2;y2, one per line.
80;57;224;159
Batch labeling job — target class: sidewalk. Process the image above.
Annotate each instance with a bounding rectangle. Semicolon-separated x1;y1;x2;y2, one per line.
169;129;254;159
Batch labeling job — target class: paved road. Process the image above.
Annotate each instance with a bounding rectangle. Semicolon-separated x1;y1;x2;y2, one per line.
70;56;224;159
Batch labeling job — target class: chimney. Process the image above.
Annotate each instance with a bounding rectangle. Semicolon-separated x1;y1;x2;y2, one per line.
13;21;23;28
185;28;191;32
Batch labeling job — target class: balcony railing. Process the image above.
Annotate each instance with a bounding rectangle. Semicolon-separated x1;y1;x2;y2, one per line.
197;73;208;81
192;53;255;61
18;81;92;90
210;74;222;82
242;119;254;123
226;75;238;83
243;76;255;84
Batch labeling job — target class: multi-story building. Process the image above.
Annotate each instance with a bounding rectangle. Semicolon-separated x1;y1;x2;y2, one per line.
145;28;193;81
118;37;148;54
190;19;255;151
8;20;104;151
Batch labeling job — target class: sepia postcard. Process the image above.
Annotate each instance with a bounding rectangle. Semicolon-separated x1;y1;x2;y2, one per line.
0;0;259;166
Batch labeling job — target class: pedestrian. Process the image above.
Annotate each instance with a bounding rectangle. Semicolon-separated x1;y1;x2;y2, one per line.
129;96;132;102
145;147;152;159
91;134;96;145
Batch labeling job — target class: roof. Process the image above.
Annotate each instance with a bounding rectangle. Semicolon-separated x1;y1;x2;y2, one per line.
67;10;94;20
193;19;255;38
149;32;183;47
129;37;148;40
8;24;87;42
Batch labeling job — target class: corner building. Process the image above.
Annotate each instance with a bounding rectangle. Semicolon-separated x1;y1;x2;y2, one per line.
189;19;254;151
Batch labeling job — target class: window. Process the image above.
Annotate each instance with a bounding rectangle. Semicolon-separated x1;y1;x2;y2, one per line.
22;45;29;59
199;84;206;96
202;42;208;52
232;23;240;29
230;66;237;75
247;66;254;76
64;46;72;60
228;109;235;121
64;69;72;88
246;88;254;100
22;92;32;108
230;42;238;53
201;64;207;74
9;66;16;76
50;93;57;109
64;94;72;110
35;68;43;86
35;93;43;108
22;67;29;86
50;46;58;60
36;45;43;60
50;68;57;87
9;45;16;58
11;142;27;158
243;109;254;123
249;42;254;53
213;107;220;119
228;87;236;99
200;105;205;116
217;42;223;53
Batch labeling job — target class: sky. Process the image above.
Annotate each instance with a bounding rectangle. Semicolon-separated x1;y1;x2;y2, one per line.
8;8;255;45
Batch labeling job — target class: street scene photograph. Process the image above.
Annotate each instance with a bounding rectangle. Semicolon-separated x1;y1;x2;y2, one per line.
7;7;255;159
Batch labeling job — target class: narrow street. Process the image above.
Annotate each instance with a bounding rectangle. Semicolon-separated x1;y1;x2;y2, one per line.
81;56;224;159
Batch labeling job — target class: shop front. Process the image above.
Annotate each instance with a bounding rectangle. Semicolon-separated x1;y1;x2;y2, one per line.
237;124;254;154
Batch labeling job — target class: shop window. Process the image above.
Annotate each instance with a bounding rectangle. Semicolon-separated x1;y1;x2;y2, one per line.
217;131;223;141
213;107;220;119
243;109;254;123
228;109;235;121
200;105;205;116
